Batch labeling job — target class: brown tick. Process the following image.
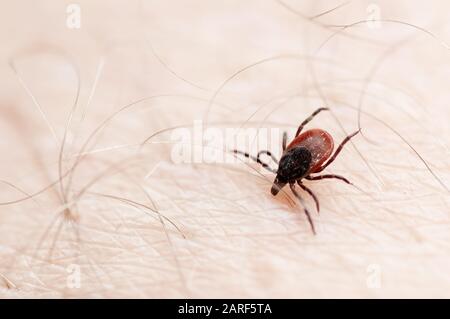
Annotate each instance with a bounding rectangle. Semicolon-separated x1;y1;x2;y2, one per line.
233;107;360;234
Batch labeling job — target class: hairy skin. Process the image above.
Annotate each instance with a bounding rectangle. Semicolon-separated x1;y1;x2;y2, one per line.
0;0;450;298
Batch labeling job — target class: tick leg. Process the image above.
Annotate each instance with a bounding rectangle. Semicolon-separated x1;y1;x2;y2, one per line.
289;183;316;235
233;150;277;173
314;130;360;173
306;174;352;185
295;107;329;137
297;181;320;214
257;150;279;165
282;131;287;151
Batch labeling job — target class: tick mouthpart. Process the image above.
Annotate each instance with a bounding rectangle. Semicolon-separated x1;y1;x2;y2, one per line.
271;178;287;196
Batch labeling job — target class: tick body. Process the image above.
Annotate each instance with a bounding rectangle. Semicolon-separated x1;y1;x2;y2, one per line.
233;107;359;234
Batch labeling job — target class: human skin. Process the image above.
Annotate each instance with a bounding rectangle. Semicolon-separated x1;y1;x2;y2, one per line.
0;0;449;298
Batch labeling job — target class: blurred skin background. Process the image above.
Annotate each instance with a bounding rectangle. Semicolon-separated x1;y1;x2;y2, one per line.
0;0;449;298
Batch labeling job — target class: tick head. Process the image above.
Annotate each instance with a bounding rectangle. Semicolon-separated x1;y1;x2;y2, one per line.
270;177;287;195
271;146;312;196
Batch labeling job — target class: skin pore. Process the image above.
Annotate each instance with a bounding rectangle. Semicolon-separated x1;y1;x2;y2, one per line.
0;0;449;298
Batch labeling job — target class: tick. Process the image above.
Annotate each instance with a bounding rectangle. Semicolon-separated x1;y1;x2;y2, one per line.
233;107;359;234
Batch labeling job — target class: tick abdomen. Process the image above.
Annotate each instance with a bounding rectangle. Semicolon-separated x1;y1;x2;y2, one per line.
286;129;334;173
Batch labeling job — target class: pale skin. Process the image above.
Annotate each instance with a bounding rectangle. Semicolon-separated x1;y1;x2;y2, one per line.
0;0;450;298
